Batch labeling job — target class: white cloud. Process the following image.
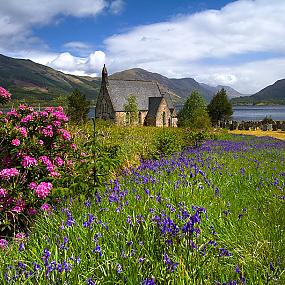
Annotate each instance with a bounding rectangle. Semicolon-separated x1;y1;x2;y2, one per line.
0;0;108;54
48;51;106;76
104;0;285;93
63;41;91;51
110;0;125;14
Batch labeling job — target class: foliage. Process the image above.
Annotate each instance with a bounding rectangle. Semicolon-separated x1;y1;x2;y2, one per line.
0;97;78;236
123;95;138;125
152;130;183;158
67;89;90;124
0;136;284;284
183;130;210;147
207;88;233;125
178;90;211;130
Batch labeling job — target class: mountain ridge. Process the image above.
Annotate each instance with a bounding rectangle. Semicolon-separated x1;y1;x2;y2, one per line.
1;53;283;105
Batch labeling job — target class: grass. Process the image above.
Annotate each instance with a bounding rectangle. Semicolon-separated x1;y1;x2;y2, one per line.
0;126;284;284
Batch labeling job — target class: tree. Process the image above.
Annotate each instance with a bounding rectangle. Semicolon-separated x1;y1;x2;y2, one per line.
124;95;138;125
207;88;233;125
177;90;211;130
67;89;90;124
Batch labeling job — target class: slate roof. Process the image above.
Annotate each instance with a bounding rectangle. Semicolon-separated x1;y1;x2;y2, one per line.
106;79;162;112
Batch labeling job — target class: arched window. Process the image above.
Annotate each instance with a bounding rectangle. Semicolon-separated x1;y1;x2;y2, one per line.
162;111;166;126
102;100;108;113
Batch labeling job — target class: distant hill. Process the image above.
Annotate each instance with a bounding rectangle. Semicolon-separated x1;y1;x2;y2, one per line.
111;68;243;103
0;54;100;105
0;53;247;106
231;79;285;105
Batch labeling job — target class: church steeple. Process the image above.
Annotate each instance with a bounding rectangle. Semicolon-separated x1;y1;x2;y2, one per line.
102;64;108;84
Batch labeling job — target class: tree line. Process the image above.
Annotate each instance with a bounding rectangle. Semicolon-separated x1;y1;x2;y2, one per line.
65;87;232;128
177;88;233;129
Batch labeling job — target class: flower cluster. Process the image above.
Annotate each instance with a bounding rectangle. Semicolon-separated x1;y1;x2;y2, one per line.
0;87;11;105
0;89;78;235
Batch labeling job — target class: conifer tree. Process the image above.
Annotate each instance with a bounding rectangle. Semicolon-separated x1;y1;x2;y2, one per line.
207;88;233;125
67;89;90;124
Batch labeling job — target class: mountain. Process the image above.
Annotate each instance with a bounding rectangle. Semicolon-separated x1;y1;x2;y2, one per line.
111;68;243;103
0;54;100;105
231;79;285;105
111;68;214;103
0;53;246;106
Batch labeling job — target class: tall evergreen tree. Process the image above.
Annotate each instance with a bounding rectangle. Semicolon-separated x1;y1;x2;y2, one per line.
207;88;233;125
67;89;90;124
178;90;211;129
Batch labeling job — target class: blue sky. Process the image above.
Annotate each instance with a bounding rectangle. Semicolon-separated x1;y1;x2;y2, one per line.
0;0;285;94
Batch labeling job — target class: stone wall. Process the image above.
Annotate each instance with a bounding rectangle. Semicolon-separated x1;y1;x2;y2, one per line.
155;98;172;127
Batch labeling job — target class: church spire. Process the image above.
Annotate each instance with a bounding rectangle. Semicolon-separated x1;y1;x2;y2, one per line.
102;64;108;84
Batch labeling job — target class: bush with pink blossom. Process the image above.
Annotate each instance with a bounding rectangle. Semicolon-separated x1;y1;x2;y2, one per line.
0;87;78;235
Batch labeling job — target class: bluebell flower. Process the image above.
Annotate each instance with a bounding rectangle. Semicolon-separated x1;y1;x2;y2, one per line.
141;277;156;285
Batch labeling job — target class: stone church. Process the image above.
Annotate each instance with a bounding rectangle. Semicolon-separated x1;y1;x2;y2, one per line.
95;65;177;127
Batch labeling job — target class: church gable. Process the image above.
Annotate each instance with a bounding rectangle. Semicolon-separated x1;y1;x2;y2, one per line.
95;65;177;127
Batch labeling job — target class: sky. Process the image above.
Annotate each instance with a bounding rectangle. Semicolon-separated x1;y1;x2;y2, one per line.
0;0;285;94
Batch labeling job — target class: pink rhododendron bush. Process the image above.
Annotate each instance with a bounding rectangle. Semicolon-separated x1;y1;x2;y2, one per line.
0;87;78;235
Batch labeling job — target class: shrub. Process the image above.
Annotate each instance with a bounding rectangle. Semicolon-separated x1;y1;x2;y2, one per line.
152;131;183;158
0;89;78;236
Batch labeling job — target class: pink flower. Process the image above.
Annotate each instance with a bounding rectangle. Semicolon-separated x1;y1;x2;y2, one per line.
0;87;11;104
42;125;53;137
0;168;20;180
35;182;53;199
38;139;44;145
15;126;27;137
45;107;54;113
52;111;69;122
50;171;60;177
29;182;37;190
54;156;64;167
0;188;7;197
40;203;51;212
27;208;37;216
21;155;38;168
0;239;8;250
71;143;77;151
11;198;26;213
58;129;71;140
11;139;21;146
18;104;28;111
40;111;48;117
52;120;61;127
7;109;18;117
39;156;52;167
15;232;25;239
20;114;34;123
11;206;21;213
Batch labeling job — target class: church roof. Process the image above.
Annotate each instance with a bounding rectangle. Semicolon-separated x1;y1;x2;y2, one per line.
106;79;162;112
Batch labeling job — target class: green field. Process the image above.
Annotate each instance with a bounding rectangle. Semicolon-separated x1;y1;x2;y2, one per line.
0;125;284;284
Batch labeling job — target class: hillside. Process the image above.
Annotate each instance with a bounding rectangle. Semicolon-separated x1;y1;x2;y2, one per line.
0;53;246;106
0;54;100;105
111;68;243;103
231;79;285;105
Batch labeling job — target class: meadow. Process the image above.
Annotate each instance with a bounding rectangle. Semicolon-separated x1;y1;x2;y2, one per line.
1;116;284;284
